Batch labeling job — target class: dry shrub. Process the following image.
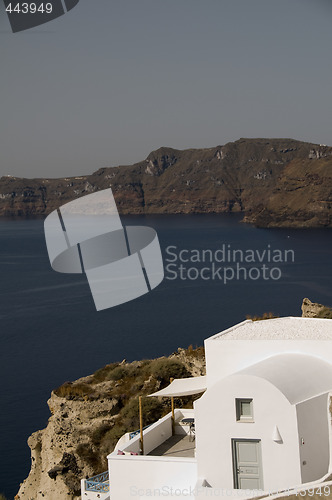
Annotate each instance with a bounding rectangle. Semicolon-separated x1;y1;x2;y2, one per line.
184;345;205;360
91;363;120;383
91;423;113;446
150;358;190;384
54;382;94;399
76;443;100;469
246;312;278;322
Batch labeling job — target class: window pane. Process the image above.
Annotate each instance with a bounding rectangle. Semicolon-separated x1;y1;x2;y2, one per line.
236;398;253;421
241;401;252;416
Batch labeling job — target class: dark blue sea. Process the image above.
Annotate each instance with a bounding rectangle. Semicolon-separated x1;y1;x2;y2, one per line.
0;214;331;499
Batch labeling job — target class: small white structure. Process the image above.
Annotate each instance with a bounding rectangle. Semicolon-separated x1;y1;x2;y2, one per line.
81;317;332;499
196;353;332;492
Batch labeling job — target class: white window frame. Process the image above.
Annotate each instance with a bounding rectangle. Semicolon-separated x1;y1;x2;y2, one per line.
236;398;254;422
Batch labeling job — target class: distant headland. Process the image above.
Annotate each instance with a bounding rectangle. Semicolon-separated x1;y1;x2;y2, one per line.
1;138;332;228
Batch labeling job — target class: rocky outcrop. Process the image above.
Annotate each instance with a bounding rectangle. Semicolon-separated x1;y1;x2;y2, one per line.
302;298;326;318
1;138;332;227
301;298;332;319
16;348;205;500
15;390;120;499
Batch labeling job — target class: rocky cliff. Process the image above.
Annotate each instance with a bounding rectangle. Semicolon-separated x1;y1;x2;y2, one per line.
301;298;332;319
15;347;205;500
2;138;332;227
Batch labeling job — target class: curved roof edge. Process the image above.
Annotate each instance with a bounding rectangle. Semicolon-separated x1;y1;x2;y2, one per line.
237;353;332;404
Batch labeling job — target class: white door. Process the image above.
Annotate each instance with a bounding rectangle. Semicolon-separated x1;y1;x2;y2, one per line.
233;439;263;490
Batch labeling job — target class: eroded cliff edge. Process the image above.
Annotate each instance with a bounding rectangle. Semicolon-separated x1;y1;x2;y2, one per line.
2;138;332;227
16;347;205;500
16;299;332;500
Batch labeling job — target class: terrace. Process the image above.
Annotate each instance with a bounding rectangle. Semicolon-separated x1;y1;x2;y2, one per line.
81;409;197;500
148;433;195;458
81;376;206;499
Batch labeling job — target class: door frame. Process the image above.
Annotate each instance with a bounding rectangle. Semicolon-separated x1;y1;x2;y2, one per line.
232;438;263;490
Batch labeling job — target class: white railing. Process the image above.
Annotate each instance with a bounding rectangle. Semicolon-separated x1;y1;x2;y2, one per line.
111;408;195;455
81;409;196;500
107;409;197;499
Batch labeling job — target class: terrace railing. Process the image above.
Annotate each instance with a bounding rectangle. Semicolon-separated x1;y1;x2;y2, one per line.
85;471;110;492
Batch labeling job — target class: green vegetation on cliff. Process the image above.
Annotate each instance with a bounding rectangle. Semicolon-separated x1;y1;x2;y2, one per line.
53;346;205;478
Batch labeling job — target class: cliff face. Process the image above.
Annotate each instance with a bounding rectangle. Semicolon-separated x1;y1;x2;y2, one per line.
15;394;118;500
2;138;332;227
16;348;205;500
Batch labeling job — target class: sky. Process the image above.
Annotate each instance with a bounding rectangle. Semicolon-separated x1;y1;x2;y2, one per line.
1;0;332;178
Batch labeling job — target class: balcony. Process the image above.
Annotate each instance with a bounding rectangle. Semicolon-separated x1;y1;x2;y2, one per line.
107;409;197;498
81;470;110;500
81;409;197;499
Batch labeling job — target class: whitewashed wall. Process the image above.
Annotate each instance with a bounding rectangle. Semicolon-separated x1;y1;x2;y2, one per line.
296;393;330;483
195;373;301;492
107;409;197;499
112;409;191;455
112;411;173;455
108;455;197;499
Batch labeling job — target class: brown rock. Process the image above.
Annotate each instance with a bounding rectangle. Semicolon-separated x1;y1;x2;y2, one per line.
301;298;327;318
1;138;332;227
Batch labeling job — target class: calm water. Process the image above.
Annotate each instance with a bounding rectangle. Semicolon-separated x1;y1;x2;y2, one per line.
0;214;332;499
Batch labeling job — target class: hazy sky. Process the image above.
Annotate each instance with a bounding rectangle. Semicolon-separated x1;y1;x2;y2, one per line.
1;0;332;178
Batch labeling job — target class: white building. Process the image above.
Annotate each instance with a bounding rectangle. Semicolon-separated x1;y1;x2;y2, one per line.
81;317;332;500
